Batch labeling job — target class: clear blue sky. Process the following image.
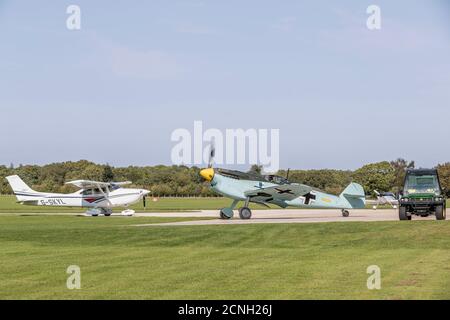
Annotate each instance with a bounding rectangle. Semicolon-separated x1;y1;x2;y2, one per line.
0;0;449;170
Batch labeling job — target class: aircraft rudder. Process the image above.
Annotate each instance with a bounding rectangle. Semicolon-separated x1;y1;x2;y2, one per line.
339;182;366;209
5;175;37;201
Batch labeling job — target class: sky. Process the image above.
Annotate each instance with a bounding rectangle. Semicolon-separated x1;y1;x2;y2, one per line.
0;0;449;170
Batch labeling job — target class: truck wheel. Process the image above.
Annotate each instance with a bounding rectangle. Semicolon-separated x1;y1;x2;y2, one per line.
436;205;446;220
399;206;411;221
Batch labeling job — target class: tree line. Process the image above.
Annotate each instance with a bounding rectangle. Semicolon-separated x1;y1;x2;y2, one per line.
0;159;449;197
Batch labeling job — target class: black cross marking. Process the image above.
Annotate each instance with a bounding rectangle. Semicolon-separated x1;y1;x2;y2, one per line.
304;192;317;205
275;188;294;195
256;192;272;198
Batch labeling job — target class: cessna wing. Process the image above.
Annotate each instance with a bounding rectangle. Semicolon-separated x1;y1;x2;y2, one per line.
245;184;313;203
65;180;132;189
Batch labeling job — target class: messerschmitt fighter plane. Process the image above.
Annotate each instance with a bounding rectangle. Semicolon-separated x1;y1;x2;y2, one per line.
6;175;150;216
199;146;366;220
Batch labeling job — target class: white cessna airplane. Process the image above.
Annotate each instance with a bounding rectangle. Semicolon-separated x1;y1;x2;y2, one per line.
6;175;150;216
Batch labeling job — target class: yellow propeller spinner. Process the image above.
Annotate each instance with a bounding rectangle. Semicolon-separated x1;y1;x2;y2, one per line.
200;168;215;182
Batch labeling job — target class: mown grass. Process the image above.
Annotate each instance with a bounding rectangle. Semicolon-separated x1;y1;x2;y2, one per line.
1;215;450;299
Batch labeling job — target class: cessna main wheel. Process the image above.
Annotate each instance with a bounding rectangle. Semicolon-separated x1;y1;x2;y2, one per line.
101;208;113;217
341;210;350;218
239;207;252;220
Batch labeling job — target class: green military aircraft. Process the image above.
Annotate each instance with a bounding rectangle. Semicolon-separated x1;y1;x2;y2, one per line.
199;145;366;220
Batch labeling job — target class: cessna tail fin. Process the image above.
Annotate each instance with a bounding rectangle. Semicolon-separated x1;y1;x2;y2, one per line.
5;175;38;202
339;182;366;209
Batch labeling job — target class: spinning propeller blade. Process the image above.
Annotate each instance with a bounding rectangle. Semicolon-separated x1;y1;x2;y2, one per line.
199;140;217;182
208;139;216;168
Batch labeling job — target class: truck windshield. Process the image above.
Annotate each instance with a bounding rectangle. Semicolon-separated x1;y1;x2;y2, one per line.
404;174;440;195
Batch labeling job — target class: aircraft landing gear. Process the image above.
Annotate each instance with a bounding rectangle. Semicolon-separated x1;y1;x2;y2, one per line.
238;197;252;220
219;200;239;219
220;208;233;219
239;207;252;219
86;208;101;216
101;208;113;216
342;209;350;218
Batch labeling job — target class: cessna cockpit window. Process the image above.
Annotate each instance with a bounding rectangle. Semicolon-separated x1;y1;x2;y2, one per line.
82;189;93;196
95;187;109;194
82;188;108;195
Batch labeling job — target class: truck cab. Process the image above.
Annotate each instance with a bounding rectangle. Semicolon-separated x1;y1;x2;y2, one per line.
399;169;446;220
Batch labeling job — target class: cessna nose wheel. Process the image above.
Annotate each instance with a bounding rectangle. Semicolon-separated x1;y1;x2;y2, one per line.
342;209;350;217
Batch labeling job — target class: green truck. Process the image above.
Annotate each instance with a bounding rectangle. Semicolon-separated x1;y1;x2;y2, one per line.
399;169;446;220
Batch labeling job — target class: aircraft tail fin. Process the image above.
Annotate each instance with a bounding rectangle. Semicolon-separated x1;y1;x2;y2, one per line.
5;175;38;202
339;182;366;209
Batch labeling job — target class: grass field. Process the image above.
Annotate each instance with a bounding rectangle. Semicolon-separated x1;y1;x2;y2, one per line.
1;196;450;300
1;213;450;299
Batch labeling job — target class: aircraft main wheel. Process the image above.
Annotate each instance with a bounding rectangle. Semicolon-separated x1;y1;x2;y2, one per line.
239;207;252;220
104;213;111;217
436;205;446;220
341;210;350;218
399;206;411;220
220;208;233;220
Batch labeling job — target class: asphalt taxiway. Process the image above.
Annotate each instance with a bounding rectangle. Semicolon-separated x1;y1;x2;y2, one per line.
133;209;443;227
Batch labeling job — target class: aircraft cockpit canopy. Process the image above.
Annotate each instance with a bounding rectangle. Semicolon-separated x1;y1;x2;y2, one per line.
263;175;290;185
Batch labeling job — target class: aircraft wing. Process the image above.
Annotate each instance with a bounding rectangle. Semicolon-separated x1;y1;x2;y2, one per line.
244;184;312;202
111;181;133;186
65;180;132;189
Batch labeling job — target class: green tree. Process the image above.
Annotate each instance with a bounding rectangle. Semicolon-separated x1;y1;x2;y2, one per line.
80;164;104;181
353;161;395;195
437;163;450;197
102;164;115;182
390;158;415;193
248;165;263;174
